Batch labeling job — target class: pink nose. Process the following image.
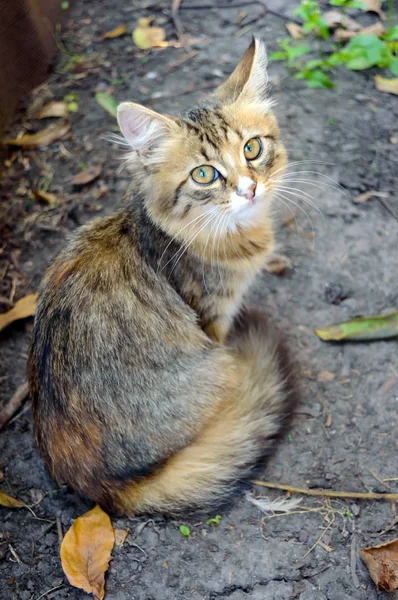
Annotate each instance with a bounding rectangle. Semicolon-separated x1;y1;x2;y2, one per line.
237;183;256;201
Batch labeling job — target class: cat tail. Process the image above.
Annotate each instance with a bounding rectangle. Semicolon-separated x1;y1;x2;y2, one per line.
114;310;298;515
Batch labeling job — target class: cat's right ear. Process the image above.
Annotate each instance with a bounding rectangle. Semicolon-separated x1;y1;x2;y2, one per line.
117;102;174;152
213;38;268;104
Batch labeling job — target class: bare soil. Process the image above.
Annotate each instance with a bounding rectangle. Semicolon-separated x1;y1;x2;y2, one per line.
1;1;397;599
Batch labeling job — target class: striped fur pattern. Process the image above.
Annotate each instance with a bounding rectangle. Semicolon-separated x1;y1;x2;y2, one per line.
28;39;297;515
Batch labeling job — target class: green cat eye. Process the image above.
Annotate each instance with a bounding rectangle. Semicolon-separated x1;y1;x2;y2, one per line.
244;137;262;161
191;165;219;185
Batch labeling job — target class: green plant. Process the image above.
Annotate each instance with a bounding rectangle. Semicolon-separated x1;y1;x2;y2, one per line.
206;515;222;526
179;525;191;537
294;0;329;39
270;0;398;87
330;0;364;8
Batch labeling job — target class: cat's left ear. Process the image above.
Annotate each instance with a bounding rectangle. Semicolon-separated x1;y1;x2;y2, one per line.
214;38;268;104
117;102;175;153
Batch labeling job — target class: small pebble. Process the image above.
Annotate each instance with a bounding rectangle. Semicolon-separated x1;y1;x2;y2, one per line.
324;282;348;305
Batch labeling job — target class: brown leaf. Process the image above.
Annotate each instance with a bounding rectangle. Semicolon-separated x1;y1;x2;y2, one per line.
375;76;398;96
101;24;128;39
334;21;385;41
133;17;166;50
0;490;25;508
71;165;102;186
0;293;38;332
36;101;69;119
317;370;336;382
322;10;361;30
32;189;58;205
114;528;129;546
61;505;115;600
2;120;71;149
360;0;386;19
360;538;398;592
286;23;304;39
353;190;389;204
265;254;293;275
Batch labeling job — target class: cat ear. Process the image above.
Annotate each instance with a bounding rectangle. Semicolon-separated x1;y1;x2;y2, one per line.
117;102;174;152
214;38;268;104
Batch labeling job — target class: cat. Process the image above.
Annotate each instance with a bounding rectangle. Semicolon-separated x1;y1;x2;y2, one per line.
28;39;297;515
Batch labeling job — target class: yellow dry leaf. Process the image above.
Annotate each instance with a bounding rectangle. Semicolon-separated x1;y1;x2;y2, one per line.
375;75;398;96
360;538;398;592
101;24;128;39
114;528;129;546
36;101;69;119
32;189;58;205
61;505;115;600
0;293;38;332
285;23;304;39
317;370;336;382
2;120;71;149
133;17;166;50
0;490;25;508
71;165;102;186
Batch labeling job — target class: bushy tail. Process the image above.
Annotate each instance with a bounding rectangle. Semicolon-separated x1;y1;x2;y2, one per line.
114;311;298;514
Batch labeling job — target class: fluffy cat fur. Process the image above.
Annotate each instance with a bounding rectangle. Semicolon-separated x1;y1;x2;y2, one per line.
29;39;298;515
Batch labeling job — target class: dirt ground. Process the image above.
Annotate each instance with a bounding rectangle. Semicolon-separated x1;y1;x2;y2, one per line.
1;1;398;599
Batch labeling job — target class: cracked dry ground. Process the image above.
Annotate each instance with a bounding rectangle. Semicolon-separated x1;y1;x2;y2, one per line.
0;1;397;599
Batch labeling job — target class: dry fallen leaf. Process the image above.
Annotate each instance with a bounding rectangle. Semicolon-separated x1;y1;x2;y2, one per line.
286;23;304;39
375;75;398;96
133;17;166;50
0;490;25;508
322;11;361;30
101;24;128;39
317;370;336;382
71;165;102;186
114;528;129;546
360;0;386;19
352;190;389;204
2;120;71;149
265;254;293;275
0;293;38;332
61;505;115;600
334;22;385;41
32;189;58;205
36;101;69;119
360;538;398;592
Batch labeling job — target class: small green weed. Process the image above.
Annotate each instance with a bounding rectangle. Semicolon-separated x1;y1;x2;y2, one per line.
270;0;398;88
206;515;222;526
179;525;191;537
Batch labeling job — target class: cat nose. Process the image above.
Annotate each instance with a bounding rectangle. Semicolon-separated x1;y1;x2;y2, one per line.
237;182;256;201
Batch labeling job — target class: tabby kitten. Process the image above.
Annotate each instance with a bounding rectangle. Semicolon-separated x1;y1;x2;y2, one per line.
29;39;297;515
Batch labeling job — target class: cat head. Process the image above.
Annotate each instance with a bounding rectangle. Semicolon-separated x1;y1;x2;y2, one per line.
117;39;287;251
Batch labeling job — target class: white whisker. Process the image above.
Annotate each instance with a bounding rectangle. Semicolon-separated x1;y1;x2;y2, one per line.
157;207;218;273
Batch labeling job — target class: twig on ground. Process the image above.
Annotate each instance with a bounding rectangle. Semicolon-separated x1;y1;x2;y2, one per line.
371;514;398;538
302;514;335;558
179;2;302;25
167;50;199;72
0;381;29;431
171;0;184;36
56;517;63;546
370;469;391;490
376;196;398;222
148;81;217;103
251;480;398;501
350;532;360;588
